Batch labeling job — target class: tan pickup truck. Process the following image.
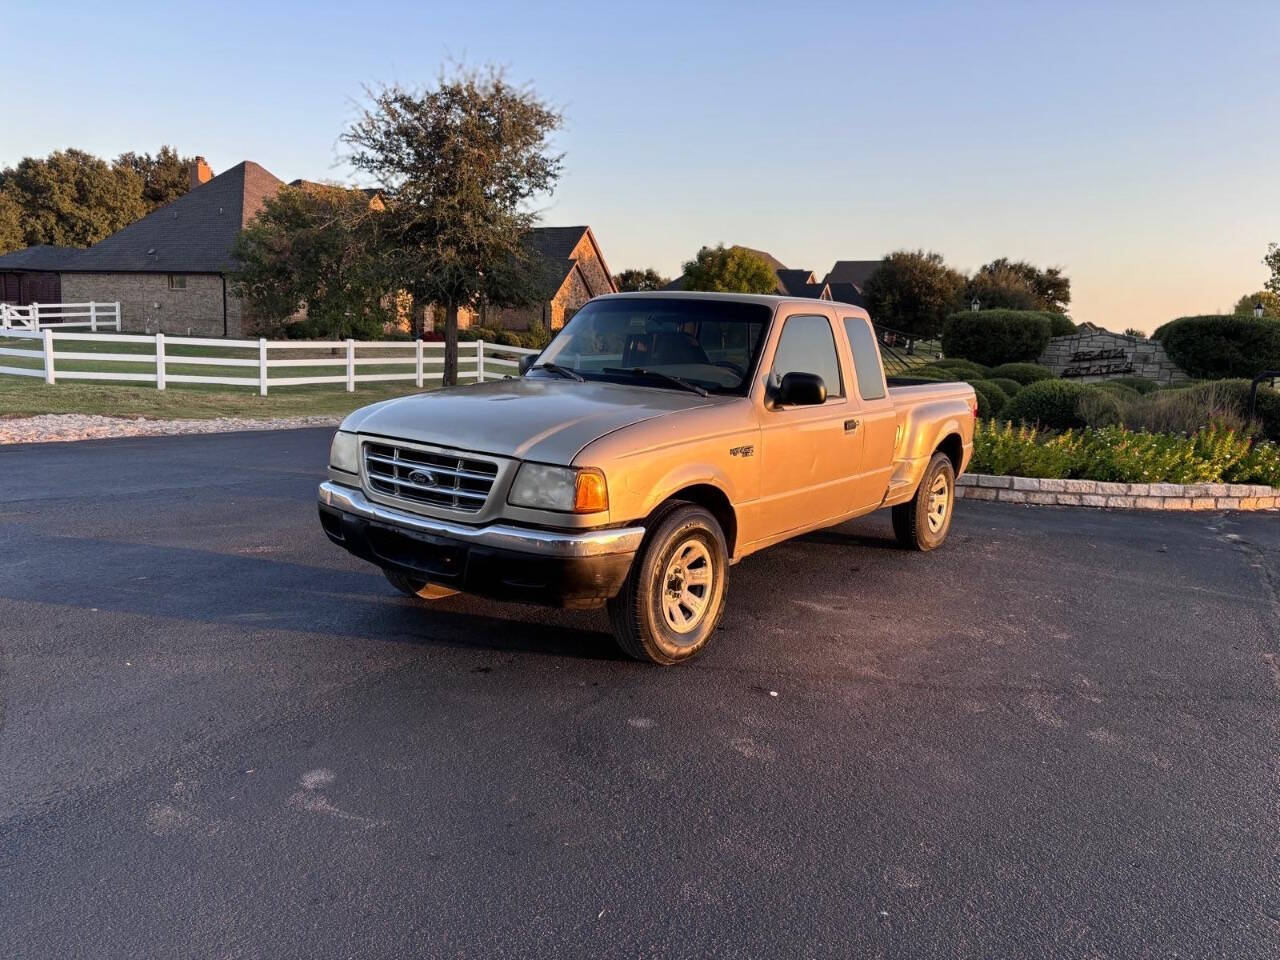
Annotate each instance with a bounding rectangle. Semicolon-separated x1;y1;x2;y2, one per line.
319;293;975;664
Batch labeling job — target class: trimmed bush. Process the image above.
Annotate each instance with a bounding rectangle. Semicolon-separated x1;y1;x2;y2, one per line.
970;380;1009;419
928;357;992;375
985;377;1023;397
941;310;1053;366
1109;376;1161;395
1001;379;1121;430
1153;314;1280;380
1093;381;1141;401
1046;314;1078;337
914;359;988;381
990;362;1056;385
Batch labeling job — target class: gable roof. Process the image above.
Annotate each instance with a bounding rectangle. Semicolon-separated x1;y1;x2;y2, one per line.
0;245;83;271
57;161;284;274
524;225;616;298
823;259;882;291
826;281;867;308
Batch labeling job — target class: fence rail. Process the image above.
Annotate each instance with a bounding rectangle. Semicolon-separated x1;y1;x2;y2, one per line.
0;301;122;332
0;329;539;394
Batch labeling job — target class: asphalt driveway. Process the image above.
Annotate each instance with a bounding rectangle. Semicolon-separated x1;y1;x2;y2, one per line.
1;428;1277;959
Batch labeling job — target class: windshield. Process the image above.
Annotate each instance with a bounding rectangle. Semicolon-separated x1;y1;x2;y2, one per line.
530;297;772;395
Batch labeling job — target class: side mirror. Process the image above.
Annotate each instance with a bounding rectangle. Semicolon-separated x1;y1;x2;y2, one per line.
518;354;537;375
777;372;827;406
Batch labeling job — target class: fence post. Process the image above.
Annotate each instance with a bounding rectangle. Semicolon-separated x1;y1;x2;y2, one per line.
90;301;97;333
259;338;269;396
112;302;121;331
476;339;485;383
155;333;166;391
346;339;356;392
31;302;39;331
415;338;424;388
42;329;55;384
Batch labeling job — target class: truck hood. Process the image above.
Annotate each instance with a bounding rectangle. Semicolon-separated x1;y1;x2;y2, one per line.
341;378;725;463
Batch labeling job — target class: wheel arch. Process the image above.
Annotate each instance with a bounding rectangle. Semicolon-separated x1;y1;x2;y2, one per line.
935;432;963;473
652;483;738;557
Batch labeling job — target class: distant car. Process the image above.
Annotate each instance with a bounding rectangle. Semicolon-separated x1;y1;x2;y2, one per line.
319;293;975;664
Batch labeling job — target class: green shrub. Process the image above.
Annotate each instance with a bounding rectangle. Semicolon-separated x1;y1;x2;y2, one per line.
1093;381;1141;400
1153;314;1280;379
914;359;988;381
989;362;1056;385
928;357;992;375
1002;380;1121;430
941;310;1053;366
985;377;1023;397
1109;376;1161;395
970;380;1009;419
1046;314;1078;337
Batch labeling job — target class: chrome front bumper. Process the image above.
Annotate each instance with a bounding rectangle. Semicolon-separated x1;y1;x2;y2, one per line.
318;482;645;558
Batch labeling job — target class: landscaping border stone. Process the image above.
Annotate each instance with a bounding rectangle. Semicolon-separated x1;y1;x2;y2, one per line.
956;474;1278;511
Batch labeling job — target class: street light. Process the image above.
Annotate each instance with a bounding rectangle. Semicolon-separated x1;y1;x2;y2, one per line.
970;297;981;312
1255;301;1265;319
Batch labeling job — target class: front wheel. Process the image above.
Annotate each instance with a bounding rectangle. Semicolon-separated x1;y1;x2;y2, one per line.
892;452;956;551
607;504;728;665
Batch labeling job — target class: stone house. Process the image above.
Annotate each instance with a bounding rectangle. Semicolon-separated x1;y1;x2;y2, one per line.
475;226;617;332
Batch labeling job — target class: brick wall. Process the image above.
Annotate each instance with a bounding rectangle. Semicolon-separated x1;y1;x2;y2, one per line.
1038;331;1189;384
60;272;240;337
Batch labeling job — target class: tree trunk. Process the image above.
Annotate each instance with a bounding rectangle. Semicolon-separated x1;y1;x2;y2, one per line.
444;301;459;386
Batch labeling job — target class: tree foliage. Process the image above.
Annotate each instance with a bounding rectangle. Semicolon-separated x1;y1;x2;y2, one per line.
115;146;199;212
0;189;22;255
1265;243;1280;297
973;258;1071;313
863;250;965;342
231;184;393;340
1233;290;1280;319
613;267;669;292
963;263;1040;312
681;244;777;294
0;149;145;248
342;67;563;384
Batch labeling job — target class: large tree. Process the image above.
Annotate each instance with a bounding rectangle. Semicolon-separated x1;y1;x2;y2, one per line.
862;250;966;344
681;244;777;294
0;149;145;248
115;146;199;212
231;184;393;339
0;189;22;254
613;267;669;292
1265;243;1280;298
974;258;1071;313
342;68;563;385
1234;290;1280;319
963;262;1040;311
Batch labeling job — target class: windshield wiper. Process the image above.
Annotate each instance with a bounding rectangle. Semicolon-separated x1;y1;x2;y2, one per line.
530;362;584;382
603;367;709;397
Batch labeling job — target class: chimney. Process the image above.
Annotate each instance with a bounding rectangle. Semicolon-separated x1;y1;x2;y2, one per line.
189;156;213;190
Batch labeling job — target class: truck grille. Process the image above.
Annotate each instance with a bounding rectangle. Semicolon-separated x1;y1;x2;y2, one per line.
363;441;498;513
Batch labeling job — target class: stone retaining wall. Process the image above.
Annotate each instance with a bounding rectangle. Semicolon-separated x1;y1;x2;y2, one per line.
1038;330;1189;384
956;474;1278;511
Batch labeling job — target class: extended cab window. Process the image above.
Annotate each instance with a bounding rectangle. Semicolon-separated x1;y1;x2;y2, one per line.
842;316;886;400
771;315;842;399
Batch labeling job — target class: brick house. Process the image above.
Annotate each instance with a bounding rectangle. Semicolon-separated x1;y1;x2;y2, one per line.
477;226;617;332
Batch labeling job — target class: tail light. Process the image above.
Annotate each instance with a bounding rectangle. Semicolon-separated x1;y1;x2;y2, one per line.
968;394;979;419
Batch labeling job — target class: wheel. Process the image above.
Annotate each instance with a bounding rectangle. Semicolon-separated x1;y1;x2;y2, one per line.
606;503;729;665
892;452;956;551
383;568;459;600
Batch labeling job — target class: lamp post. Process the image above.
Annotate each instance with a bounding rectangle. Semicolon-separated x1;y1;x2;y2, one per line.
970;297;981;312
1255;301;1265;319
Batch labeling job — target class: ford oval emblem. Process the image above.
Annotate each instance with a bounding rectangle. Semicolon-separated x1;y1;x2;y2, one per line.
406;469;436;487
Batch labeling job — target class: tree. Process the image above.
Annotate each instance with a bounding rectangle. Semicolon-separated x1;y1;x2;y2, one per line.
963;263;1040;311
862;250;965;345
1265;243;1280;298
972;258;1071;313
0;189;22;255
342;67;563;385
681;244;777;294
0;149;145;248
1233;291;1280;319
231;184;393;339
115;146;199;212
613;267;669;292
1123;327;1146;338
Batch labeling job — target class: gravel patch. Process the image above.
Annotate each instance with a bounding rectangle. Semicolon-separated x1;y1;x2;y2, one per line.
0;414;341;445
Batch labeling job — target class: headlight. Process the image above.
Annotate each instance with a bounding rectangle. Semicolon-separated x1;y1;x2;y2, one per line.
508;464;608;513
329;430;359;473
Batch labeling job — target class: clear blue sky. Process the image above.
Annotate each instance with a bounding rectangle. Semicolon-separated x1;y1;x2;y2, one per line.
5;0;1277;331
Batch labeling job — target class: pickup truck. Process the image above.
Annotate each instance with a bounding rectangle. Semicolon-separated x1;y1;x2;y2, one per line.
318;293;975;664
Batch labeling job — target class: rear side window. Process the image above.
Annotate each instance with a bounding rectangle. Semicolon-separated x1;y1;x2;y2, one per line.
771;315;843;398
842;316;886;400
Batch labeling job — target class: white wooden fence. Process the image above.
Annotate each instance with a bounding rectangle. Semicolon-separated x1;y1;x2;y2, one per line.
0;330;538;395
0;301;122;332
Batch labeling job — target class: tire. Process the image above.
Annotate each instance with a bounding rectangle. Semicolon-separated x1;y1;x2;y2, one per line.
383;568;458;600
892;452;956;551
606;503;729;665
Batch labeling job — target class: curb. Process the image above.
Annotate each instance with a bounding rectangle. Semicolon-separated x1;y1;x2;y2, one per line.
956;474;1279;512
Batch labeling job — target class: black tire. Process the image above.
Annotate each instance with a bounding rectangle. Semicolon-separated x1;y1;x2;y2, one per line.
383;568;457;600
892;452;956;551
606;503;729;665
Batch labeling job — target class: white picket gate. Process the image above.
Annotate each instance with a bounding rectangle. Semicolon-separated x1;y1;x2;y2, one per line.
0;301;122;332
0;329;538;394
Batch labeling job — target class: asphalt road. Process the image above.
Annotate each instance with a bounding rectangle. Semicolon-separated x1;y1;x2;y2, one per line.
1;428;1278;959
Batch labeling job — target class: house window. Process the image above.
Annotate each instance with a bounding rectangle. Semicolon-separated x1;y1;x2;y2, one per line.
168;275;187;290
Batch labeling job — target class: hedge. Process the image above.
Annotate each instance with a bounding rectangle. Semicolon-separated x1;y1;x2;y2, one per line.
970;380;1009;419
984;377;1024;397
941;310;1053;367
1000;379;1121;431
1046;314;1078;337
914;359;989;381
989;362;1056;385
1153;315;1280;379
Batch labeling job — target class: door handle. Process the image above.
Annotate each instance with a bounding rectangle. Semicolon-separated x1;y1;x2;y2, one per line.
844;419;860;433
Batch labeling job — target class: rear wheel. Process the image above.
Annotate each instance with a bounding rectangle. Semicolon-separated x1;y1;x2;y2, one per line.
607;503;728;665
383;568;459;600
892;452;955;551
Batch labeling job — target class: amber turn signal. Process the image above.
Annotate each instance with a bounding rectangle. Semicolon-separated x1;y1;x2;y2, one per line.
573;469;609;513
